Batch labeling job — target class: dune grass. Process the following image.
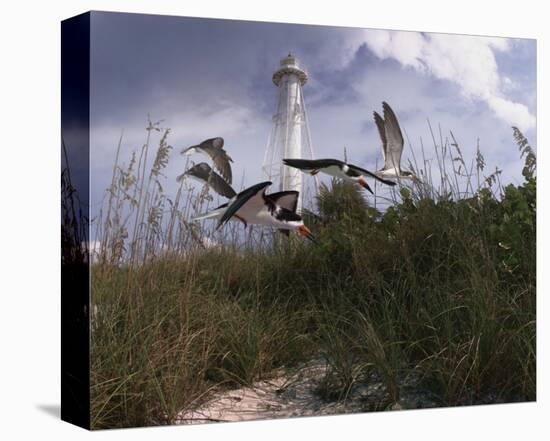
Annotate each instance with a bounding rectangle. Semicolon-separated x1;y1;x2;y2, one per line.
90;123;535;429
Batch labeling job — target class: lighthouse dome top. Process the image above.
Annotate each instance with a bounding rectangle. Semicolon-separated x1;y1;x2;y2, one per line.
272;53;308;86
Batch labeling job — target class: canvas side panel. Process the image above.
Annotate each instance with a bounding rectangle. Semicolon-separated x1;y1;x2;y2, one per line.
61;12;91;430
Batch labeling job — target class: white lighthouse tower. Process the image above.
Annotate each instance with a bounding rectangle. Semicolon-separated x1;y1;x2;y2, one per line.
262;54;317;212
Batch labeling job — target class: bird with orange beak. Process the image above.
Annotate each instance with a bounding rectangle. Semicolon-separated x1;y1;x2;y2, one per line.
283;158;396;194
195;181;317;243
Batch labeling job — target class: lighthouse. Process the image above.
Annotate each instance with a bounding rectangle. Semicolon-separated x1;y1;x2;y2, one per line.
262;54;317;212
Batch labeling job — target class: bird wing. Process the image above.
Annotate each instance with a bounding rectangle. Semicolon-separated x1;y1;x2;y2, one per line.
283;158;344;171
373;111;387;162
217;181;272;229
267;191;299;213
193;202;229;221
203;137;224;149
347;163;397;186
382;102;404;171
199;137;234;184
179;162;236;198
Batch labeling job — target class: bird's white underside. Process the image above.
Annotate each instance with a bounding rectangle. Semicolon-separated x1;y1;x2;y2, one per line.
376;168;413;179
195;192;300;230
319;165;363;184
377;167;399;177
237;192;295;229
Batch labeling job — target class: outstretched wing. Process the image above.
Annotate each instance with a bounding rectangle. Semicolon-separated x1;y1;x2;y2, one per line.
192;202;229;221
217;181;272;229
182;137;233;184
382;102;404;171
347;163;397;186
283;158;344;171
179;162;236;198
373;111;387;162
199;137;233;184
267;191;299;213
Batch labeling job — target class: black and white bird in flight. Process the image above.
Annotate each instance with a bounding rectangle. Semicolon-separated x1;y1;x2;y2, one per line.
181;162;299;220
373;102;418;181
282;158;396;194
183;161;308;239
194;181;316;242
180;137;233;184
177;162;236;199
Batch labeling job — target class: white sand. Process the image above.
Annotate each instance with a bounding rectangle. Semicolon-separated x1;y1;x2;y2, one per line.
176;360;415;424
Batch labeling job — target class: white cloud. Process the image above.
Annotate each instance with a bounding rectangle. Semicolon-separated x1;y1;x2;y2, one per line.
348;30;535;131
306;59;530;199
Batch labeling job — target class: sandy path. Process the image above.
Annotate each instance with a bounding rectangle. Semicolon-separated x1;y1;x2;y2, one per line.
176;360;424;424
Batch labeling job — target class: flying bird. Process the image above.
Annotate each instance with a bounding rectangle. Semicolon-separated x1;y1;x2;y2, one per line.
194;181;316;242
194;189;299;223
182;162;299;215
177;162;236;199
282;158;396;194
180;137;233;184
373;102;418;181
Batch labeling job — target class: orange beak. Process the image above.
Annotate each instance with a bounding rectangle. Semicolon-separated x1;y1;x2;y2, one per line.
358;178;374;194
298;224;317;244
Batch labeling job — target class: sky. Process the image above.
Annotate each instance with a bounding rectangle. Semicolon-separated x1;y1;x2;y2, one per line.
89;11;536;216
